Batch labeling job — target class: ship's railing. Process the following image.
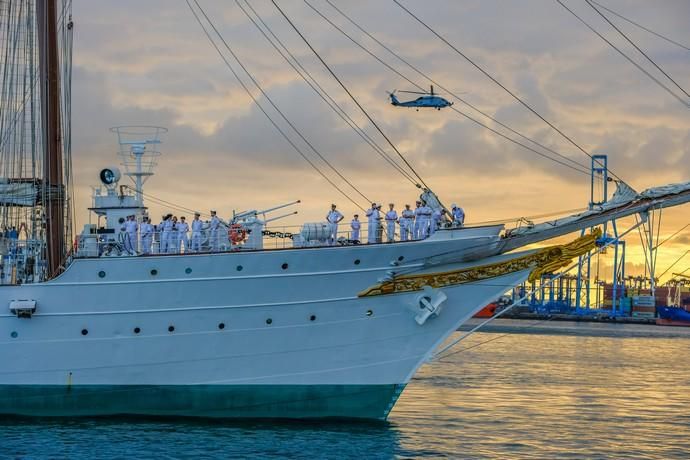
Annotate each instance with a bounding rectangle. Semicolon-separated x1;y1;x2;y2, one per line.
0;237;46;284
74;219;457;257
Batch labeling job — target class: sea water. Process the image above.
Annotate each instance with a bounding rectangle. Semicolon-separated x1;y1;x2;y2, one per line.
1;320;689;459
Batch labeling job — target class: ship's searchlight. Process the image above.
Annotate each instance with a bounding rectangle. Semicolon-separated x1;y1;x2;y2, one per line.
99;166;121;187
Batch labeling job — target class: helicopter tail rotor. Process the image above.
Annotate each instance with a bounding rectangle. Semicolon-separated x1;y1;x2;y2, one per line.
387;90;400;105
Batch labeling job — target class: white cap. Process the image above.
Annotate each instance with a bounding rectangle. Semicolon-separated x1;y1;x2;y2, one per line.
452;203;457;208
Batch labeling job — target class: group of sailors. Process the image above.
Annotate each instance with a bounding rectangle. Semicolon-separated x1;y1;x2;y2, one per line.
327;200;465;244
116;199;465;254
119;210;224;255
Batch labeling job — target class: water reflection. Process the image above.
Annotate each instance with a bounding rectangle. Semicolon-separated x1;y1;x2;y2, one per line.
392;321;690;458
1;322;689;459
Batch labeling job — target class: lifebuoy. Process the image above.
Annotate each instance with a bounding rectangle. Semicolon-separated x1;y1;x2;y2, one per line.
229;224;246;244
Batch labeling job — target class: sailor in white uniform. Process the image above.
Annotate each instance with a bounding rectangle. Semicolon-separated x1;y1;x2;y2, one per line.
140;216;153;254
210;210;221;252
452;203;465;227
191;212;203;252
385;203;398;243
350;214;361;242
400;204;414;241
155;217;164;254
177;216;190;252
365;202;381;244
326;204;344;245
124;214;138;253
419;201;433;239
430;209;443;236
160;214;173;253
170;216;180;253
413;200;423;240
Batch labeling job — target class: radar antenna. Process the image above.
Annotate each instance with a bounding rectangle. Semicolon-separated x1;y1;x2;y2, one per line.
110;126;168;204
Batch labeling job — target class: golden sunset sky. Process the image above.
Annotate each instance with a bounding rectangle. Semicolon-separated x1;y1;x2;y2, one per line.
70;0;690;281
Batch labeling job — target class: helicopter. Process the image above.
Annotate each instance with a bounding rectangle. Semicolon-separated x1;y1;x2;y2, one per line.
388;85;453;110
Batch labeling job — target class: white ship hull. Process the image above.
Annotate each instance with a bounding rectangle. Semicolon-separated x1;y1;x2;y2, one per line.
0;231;534;419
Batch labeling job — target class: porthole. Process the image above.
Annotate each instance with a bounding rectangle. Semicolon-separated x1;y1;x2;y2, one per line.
236;265;243;272
10;331;17;339
218;322;225;330
310;315;316;322
266;318;273;325
168;325;175;333
81;329;89;336
98;271;106;278
354;259;361;265
134;327;141;334
281;263;288;270
150;269;158;276
185;267;192;274
366;309;373;317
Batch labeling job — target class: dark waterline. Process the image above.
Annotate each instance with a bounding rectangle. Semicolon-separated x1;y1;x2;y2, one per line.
1;320;689;459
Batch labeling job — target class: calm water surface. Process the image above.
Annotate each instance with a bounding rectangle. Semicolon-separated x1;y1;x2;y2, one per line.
1;320;689;459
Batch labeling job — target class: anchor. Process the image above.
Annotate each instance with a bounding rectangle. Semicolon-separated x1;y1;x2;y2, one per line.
411;286;447;325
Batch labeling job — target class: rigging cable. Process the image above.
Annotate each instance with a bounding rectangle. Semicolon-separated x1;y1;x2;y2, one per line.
122;185;211;219
657;249;690;281
585;0;690;100
392;0;629;183
435;316;556;361
590;0;690;52
555;0;690;108
672;266;690;279
318;0;591;176
192;0;371;207
186;0;367;210
306;0;591;177
653;222;690;250
270;0;431;192
236;0;419;186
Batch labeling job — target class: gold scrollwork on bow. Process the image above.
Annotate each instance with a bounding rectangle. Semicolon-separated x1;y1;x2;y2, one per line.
358;229;601;297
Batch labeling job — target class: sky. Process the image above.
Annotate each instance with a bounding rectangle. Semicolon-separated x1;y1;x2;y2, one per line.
69;0;690;280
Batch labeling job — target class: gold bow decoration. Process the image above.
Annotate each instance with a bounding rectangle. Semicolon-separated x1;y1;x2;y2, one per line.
358;229;602;297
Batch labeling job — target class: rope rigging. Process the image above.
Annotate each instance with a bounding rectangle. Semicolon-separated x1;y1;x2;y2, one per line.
270;0;431;192
235;0;419;187
0;0;73;251
392;0;629;184
590;0;690;52
654;222;690;250
435;316;556;362
584;0;690;100
556;0;690;109
316;0;592;177
186;0;368;211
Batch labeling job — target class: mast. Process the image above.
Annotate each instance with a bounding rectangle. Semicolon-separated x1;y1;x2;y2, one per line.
36;0;64;277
